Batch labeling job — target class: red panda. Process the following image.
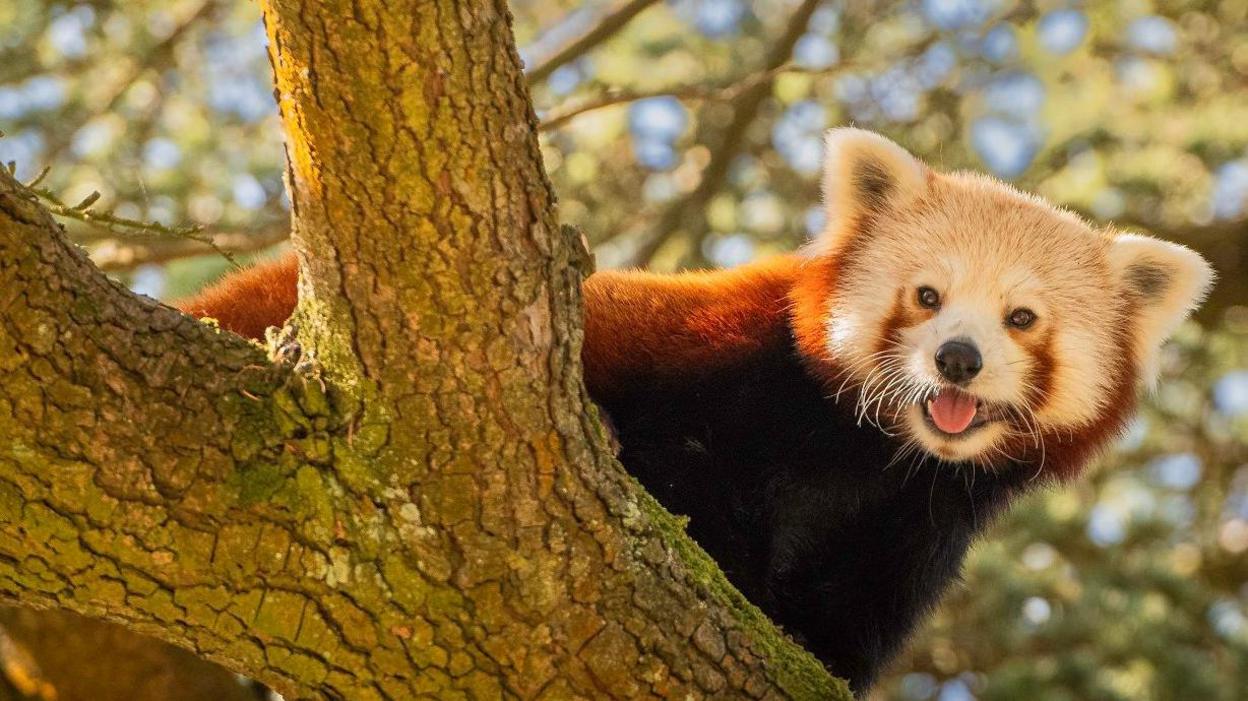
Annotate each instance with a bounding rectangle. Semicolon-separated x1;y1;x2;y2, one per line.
174;129;1213;695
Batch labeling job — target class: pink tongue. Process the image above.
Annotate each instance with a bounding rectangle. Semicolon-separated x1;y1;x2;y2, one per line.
927;389;977;434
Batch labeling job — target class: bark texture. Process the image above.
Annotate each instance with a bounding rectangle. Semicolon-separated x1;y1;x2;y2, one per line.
0;0;849;698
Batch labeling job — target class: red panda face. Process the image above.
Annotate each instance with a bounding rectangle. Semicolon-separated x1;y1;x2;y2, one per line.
831;190;1119;464
801;129;1214;470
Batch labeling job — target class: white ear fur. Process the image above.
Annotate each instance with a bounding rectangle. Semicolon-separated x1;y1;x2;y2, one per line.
819;128;928;244
1108;233;1214;386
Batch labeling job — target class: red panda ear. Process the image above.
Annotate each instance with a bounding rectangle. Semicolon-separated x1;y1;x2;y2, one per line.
818;128;928;246
1109;233;1214;386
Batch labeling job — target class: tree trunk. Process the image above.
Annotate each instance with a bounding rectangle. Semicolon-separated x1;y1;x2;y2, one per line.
0;1;848;699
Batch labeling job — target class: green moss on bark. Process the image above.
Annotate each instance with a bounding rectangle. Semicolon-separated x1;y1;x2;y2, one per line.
632;485;853;700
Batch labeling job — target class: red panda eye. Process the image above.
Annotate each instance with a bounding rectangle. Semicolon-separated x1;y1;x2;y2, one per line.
917;286;940;309
1007;308;1037;329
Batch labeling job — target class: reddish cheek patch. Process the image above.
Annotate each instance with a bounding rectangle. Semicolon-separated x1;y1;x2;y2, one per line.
875;288;916;357
1019;330;1055;411
1023;310;1139;483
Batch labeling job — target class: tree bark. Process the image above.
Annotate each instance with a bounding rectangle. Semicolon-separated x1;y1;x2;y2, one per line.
0;1;848;698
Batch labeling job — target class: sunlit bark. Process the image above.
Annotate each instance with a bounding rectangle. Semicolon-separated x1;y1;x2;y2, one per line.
0;1;848;697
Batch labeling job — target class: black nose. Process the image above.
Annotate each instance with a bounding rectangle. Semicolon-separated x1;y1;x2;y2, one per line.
935;340;982;384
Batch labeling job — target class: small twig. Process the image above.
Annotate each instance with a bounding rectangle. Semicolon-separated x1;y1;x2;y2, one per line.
72;191;101;210
623;0;826;267
539;64;852;132
526;0;662;84
27;182;242;269
39;0;221;166
25;166;50;189
89;224;290;272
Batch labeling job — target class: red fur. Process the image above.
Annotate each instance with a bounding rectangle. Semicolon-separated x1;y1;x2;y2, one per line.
172;250;1133;482
175;252;807;394
787;254;845;387
1023;311;1139;482
175;252;299;341
582;257;801;400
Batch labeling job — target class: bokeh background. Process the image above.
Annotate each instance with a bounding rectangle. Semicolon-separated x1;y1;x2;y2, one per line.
1;0;1247;699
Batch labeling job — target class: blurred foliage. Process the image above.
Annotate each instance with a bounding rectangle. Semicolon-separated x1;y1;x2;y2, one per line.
1;0;1247;699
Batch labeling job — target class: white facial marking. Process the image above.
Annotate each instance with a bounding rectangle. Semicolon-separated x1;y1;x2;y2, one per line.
816;130;1211;467
834;182;1123;462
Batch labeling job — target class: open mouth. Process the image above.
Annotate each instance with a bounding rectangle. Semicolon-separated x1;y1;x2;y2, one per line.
920;387;992;437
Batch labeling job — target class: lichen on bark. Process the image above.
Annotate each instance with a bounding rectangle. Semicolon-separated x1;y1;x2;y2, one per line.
0;0;851;698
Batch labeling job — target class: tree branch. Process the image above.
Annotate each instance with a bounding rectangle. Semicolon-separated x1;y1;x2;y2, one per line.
27;182;245;268
0;167;323;694
38;0;223;167
539;64;851;132
0;608;263;701
0;1;850;697
623;0;824;267
257;0;844;696
87;223;289;272
526;0;662;84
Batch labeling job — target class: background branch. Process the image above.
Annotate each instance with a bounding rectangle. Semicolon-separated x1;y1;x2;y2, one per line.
23;177;245;268
38;0;222;167
622;0;824;267
526;0;662;84
88;223;289;272
540;64;852;132
0;609;264;701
